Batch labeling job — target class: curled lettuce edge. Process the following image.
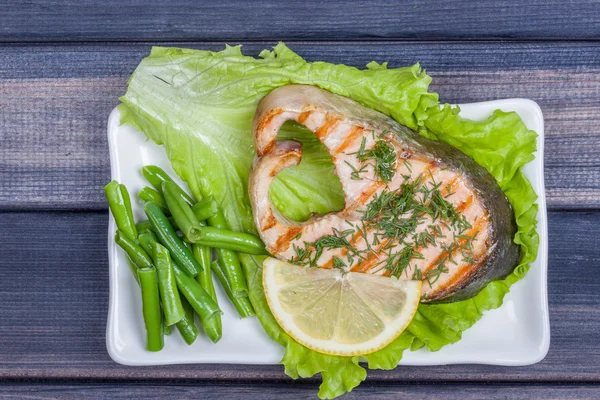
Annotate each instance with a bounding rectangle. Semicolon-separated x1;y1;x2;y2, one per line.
119;43;539;399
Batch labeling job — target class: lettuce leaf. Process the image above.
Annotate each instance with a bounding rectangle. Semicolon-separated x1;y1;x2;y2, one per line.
120;43;432;228
120;43;539;399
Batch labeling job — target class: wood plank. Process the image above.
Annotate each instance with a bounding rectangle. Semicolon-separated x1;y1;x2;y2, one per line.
1;42;599;210
1;0;600;42
1;382;599;399
0;210;598;381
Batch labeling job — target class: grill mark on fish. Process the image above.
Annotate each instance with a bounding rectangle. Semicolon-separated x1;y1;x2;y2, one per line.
255;108;284;156
273;226;303;254
318;220;389;271
443;262;479;289
351;253;379;272
456;195;474;213
262;213;277;231
269;156;294;177
356;181;384;206
421;217;486;275
441;256;486;292
336;126;364;154
297;109;313;124
314;114;340;140
422;164;435;183
319;228;366;270
440;176;459;196
320;261;334;269
351;238;393;272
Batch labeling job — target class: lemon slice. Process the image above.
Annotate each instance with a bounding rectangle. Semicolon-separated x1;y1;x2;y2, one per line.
263;257;422;356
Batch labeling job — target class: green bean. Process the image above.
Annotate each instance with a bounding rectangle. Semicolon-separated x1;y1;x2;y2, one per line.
105;180;137;240
142;165;195;206
136;219;153;234
136;217;179;234
138;187;170;215
138;231;159;255
191;196;218;222
191;226;266;255
207;210;249;298
192;244;216;298
138;267;164;352
133;233;174;335
162;181;203;242
210;261;255;318
175;295;199;345
163;319;172;335
119;230;171;338
153;244;185;326
216;248;247;298
115;230;153;269
144;202;200;277
173;264;222;322
125;256;140;284
192;244;222;343
128;260;170;336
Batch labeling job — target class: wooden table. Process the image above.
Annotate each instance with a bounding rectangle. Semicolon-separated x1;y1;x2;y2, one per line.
2;1;600;398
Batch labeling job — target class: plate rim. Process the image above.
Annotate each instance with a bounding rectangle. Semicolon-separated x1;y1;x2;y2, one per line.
105;98;549;367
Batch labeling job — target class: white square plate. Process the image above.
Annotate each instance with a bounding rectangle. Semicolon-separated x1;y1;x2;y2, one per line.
106;98;549;366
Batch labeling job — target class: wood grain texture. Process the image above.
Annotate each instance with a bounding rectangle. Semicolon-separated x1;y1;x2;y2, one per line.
0;210;598;382
0;42;599;210
1;383;599;400
1;0;600;42
2;2;599;396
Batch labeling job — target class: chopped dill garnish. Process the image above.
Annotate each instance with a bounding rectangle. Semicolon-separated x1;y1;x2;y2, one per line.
462;251;476;264
361;140;397;182
430;224;443;236
344;160;369;180
312;232;353;261
412;266;422;280
289;228;363;268
429;189;472;233
288;163;476;283
349;136;397;182
386;246;415;278
355;221;373;252
332;256;346;270
413;230;437;249
424;257;448;286
362;182;416;222
290;242;310;265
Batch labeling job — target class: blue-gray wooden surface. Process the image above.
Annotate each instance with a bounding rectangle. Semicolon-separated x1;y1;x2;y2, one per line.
1;1;600;398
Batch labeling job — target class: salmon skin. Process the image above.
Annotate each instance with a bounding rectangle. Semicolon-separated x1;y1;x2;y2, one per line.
249;85;520;303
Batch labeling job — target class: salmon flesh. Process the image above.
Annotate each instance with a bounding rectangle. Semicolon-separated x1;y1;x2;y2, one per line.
249;85;520;303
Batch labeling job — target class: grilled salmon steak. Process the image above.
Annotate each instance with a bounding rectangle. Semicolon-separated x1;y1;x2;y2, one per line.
249;85;520;302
